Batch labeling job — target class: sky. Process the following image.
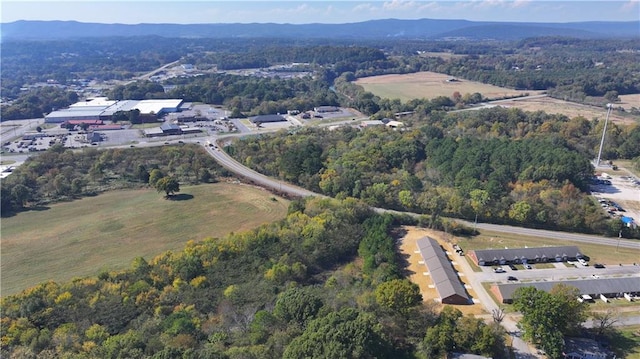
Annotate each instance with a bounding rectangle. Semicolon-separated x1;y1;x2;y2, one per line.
2;0;639;24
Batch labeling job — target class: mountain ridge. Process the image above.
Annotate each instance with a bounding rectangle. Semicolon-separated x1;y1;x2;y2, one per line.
2;18;638;40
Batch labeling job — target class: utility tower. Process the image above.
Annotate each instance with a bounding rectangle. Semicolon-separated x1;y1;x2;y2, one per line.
595;103;613;167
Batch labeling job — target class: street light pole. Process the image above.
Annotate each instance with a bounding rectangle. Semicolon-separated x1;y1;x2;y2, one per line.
616;230;622;252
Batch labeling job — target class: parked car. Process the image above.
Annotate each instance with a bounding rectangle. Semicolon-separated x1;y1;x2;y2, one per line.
594;263;605;269
493;267;506;273
524;264;532;269
578;258;588;266
508;264;518;270
507;276;518;281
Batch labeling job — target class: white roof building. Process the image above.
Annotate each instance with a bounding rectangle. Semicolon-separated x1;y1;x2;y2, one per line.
45;98;183;123
132;99;183;115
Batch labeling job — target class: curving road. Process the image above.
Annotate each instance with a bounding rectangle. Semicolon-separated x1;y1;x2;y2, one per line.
205;138;640;251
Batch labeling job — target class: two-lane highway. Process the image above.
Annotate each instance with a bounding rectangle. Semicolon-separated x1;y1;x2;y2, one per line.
206;138;640;251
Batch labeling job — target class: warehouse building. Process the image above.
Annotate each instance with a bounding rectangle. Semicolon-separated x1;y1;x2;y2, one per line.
45;98;183;123
416;237;470;305
469;246;585;266
251;114;286;124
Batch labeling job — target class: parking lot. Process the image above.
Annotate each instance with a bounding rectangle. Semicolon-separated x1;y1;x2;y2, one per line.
479;261;640;284
591;171;640;226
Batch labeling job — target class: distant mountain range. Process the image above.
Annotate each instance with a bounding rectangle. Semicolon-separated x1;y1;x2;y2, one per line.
2;19;639;41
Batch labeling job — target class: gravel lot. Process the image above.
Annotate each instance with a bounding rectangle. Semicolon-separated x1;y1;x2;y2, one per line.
591;170;640;226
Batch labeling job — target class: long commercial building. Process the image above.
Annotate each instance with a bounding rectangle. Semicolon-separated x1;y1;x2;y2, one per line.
45;97;184;123
468;246;585;266
491;277;640;303
416;237;470;305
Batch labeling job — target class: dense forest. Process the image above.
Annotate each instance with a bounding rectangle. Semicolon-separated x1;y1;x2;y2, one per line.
227;107;640;238
0;198;507;358
0;144;222;216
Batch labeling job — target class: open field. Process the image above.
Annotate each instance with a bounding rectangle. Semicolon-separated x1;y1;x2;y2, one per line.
419;51;467;61
494;96;639;125
619;94;640;112
354;71;535;102
1;182;289;296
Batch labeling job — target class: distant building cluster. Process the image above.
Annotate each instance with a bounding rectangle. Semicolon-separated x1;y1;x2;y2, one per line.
45;97;184;123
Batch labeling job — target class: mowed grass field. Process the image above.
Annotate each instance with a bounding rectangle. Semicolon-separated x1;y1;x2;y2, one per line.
495;96;639;125
1;182;289;296
354;71;534;102
457;229;640;265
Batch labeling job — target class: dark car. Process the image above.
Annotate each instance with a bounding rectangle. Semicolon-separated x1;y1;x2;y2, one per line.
508;264;517;270
507;276;518;281
594;263;605;269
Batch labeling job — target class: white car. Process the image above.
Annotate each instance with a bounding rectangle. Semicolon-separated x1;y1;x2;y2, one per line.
494;267;506;273
578;258;588;266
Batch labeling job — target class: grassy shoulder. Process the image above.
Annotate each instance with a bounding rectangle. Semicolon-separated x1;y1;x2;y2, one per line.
0;182;289;296
456;229;640;265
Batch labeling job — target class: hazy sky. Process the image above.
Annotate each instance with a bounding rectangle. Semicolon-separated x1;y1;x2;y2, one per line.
2;1;639;24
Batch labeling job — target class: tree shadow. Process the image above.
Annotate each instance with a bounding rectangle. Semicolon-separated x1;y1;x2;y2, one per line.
391;227;416;277
27;205;51;212
1;205;51;218
167;193;194;201
604;329;638;358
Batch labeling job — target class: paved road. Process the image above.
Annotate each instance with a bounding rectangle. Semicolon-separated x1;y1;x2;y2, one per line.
204;137;640;251
463;221;640;251
201;140;640;358
204;143;322;198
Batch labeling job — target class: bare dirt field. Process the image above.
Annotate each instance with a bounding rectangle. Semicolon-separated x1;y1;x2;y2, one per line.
355;71;536;102
495;96;639;125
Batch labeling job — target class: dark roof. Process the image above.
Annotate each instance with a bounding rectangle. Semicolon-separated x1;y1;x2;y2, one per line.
160;123;181;131
496;277;640;302
473;246;584;263
416;237;469;304
251;114;286;123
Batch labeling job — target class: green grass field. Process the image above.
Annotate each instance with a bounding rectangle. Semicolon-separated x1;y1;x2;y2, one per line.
1;183;289;296
457;229;640;265
611;325;640;359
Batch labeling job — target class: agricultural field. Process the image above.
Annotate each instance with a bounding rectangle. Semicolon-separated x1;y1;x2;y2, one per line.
0;182;289;296
493;96;639;125
618;94;640;112
354;71;535;102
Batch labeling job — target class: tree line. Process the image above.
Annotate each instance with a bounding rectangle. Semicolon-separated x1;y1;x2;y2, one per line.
0;144;221;217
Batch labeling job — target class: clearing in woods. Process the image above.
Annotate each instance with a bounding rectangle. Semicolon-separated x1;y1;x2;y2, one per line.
1;182;289;296
354;71;534;102
493;96;639;125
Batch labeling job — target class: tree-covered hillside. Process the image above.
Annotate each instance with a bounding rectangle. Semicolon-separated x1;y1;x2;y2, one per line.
227;107;640;238
0;198;506;358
